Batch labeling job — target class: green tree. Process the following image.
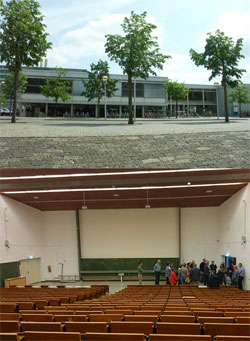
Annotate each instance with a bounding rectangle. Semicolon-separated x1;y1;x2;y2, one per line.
82;60;118;118
0;0;52;123
105;11;170;124
41;68;72;116
164;80;188;118
2;72;27;111
229;84;250;118
190;29;246;123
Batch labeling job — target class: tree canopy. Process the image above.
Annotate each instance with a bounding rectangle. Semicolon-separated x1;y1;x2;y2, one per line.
190;29;246;122
0;0;52;123
105;11;170;124
164;80;188;118
82;60;118;118
229;84;250;117
41;68;72;116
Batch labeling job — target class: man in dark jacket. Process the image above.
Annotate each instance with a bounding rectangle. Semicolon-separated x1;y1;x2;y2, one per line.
208;270;220;289
190;264;200;285
199;258;206;283
203;260;210;286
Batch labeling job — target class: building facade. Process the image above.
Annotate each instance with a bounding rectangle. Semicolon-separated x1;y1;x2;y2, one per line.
1;65;249;118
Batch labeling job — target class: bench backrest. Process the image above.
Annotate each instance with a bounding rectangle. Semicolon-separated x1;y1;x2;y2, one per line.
150;335;211;341
156;322;201;335
64;322;107;333
215;337;250;341
198;317;234;324
110;321;153;335
89;314;123;322
0;333;20;340
204;323;250;337
21;314;53;322
0;313;19;321
0;304;16;313
54;314;87;322
124;315;158;323
0;321;19;333
20;322;62;332
85;332;145;340
161;315;195;323
24;331;81;341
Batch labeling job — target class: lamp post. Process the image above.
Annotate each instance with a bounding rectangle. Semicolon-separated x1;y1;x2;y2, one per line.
102;75;108;120
214;82;219;120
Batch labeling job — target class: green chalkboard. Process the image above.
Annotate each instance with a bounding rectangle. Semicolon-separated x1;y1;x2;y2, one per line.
0;261;20;287
81;258;179;272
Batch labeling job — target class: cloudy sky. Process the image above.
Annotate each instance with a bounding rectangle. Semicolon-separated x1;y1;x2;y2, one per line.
37;0;250;84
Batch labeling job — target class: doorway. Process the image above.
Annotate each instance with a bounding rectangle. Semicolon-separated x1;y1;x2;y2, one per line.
19;258;41;285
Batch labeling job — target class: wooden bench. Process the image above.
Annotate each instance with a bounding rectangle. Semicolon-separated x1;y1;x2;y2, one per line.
156;323;201;335
236;317;250;324
194;311;224;317
162;311;193;316
198;317;234;324
149;335;211;341
23;331;81;340
0;333;24;340
20;321;62;332
54;314;87;322
161;315;196;323
17;302;34;310
0;321;19;333
64;322;107;333
105;310;133;315
215;337;250;341
225;312;250;317
204;323;250;337
110;321;153;335
85;332;145;340
124;315;158;323
89;314;123;322
0;313;20;321
0;304;16;313
21;314;54;322
134;311;160;316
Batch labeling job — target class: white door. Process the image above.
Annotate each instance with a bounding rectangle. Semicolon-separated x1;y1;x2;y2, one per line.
19;258;41;284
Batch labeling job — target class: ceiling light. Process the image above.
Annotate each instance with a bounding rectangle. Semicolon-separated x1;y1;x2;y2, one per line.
2;182;245;195
113;194;119;197
81;205;88;210
206;190;213;193
187;182;191;185
33;196;39;199
145;204;151;209
0;168;230;181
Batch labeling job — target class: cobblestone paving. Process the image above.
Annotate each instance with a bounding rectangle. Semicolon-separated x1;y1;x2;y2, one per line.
0;130;249;168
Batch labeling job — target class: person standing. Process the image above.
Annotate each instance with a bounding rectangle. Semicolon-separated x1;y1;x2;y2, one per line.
199;258;206;283
137;261;144;285
153;259;161;285
180;263;188;285
169;267;178;286
232;265;239;287
204;260;210;286
190;263;200;285
165;262;172;285
238;263;245;290
210;260;217;273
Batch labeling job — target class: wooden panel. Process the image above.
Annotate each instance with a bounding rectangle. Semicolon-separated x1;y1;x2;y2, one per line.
85;332;145;341
23;331;81;341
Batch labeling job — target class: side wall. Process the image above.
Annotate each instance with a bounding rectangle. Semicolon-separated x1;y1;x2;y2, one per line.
218;184;250;290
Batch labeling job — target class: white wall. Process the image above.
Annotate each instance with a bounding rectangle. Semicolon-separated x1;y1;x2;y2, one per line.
80;208;179;258
0;195;43;264
218;184;250;289
41;211;79;280
181;207;220;265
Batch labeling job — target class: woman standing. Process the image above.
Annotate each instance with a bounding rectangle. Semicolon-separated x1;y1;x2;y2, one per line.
169;267;178;286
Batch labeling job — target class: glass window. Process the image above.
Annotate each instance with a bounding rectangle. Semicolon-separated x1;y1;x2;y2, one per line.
188;90;202;101
122;82;144;97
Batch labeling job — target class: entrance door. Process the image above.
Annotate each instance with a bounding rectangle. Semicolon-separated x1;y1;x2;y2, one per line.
19;258;41;284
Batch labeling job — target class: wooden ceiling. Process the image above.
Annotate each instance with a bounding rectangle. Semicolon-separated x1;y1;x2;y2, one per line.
0;168;249;211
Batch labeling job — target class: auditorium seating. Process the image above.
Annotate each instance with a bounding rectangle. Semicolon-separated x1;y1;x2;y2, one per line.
0;285;249;340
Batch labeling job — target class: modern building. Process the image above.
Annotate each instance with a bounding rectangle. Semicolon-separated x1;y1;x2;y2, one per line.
1;65;249;118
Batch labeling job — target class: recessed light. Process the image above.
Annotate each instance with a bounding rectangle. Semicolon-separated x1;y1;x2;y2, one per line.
145;204;151;209
113;194;119;197
206;190;213;193
33;196;39;199
187;182;191;185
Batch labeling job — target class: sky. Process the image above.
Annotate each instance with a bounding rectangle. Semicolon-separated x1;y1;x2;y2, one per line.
35;0;250;84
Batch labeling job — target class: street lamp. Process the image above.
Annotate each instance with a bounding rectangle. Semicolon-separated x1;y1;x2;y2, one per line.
214;82;219;120
102;75;108;120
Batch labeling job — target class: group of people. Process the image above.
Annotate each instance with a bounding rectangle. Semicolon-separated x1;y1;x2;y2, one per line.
137;259;245;290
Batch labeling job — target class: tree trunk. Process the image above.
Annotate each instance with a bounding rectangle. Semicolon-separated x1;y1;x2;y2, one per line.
222;74;229;123
55;99;58;117
12;69;19;123
239;102;242;118
175;98;178;118
127;73;133;124
97;98;100;118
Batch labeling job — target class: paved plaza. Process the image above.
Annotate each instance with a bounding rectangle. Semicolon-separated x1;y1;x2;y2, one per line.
0;117;249;168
